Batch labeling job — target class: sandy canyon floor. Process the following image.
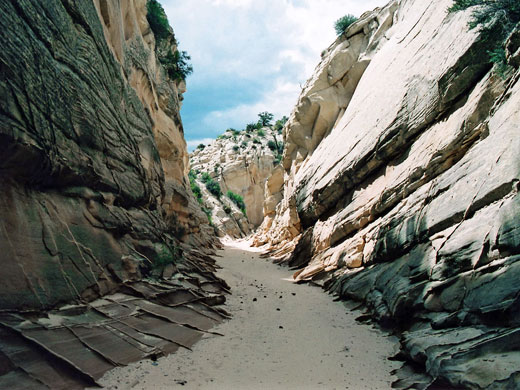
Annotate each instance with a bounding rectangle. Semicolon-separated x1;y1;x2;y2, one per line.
97;240;400;389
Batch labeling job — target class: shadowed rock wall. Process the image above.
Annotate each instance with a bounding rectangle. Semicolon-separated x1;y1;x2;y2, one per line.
0;1;225;388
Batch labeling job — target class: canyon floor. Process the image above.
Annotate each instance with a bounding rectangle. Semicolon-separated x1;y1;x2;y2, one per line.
97;240;401;390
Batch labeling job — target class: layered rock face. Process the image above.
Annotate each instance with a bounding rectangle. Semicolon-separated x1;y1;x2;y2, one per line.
190;127;282;237
0;1;225;388
256;0;520;388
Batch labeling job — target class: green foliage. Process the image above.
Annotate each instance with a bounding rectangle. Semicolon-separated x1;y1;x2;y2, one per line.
214;163;220;174
233;145;240;152
205;179;222;199
146;0;171;41
197;143;205;150
159;49;193;81
147;1;193;81
267;140;276;151
252;138;261;144
232;130;241;136
257;130;265;137
334;14;358;36
223;205;232;214
202;207;213;225
274;116;288;131
273;155;282;165
258;112;274;126
246;122;261;132
241;141;248;148
201;172;212;183
154;244;174;268
227;191;246;214
448;0;520;29
488;46;510;76
448;0;519;75
188;171;203;204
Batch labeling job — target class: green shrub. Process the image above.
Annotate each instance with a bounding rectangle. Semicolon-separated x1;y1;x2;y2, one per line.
206;180;222;199
334;14;358;36
233;145;240;152
448;0;520;76
197;143;205;150
274;116;288;131
232;130;241;136
202;207;213;225
147;0;193;81
257;130;265;137
246;122;261;132
223;205;232;214
267;140;276;151
273;155;282;165
159;49;193;81
252;138;261;144
201;172;212;183
153;244;174;268
227;191;246;214
258;112;274;126
241;141;248;147
188;173;203;204
146;0;171;41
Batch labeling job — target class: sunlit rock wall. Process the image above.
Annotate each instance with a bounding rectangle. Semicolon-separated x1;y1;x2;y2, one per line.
256;0;520;387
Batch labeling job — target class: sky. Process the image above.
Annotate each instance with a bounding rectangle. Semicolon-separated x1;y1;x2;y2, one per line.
161;0;388;151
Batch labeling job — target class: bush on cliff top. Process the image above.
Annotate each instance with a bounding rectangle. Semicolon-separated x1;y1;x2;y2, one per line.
146;0;171;41
334;14;358;36
449;0;520;75
147;0;193;80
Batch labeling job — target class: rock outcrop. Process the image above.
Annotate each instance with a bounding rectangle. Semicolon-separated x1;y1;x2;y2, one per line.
190;126;282;238
255;0;520;388
0;1;225;388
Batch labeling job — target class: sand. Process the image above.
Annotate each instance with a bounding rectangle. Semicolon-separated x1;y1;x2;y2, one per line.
98;240;400;389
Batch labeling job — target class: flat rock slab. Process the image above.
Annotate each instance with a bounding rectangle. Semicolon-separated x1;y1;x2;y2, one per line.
98;242;400;389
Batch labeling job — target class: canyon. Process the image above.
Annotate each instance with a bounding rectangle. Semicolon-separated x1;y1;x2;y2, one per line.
0;0;519;389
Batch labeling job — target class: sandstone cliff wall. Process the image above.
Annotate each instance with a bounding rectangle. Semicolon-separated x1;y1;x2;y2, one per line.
255;1;520;387
190;127;281;237
0;1;225;388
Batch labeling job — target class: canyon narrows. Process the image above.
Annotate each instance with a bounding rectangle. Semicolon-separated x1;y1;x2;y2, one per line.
96;242;400;389
1;0;520;389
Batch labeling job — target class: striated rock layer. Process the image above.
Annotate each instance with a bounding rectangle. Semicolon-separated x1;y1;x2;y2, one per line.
190;126;282;238
0;1;225;388
255;0;520;388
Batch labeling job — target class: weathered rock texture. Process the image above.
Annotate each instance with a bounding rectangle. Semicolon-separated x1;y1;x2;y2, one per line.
0;1;225;388
255;1;520;388
190;127;282;237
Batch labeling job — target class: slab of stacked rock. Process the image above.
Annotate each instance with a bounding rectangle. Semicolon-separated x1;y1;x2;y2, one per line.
255;0;520;388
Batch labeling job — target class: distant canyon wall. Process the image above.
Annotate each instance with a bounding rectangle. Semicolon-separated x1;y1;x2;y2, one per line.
255;0;520;388
190;126;281;238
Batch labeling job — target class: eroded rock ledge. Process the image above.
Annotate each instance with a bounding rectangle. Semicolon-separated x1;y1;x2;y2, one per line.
255;0;520;388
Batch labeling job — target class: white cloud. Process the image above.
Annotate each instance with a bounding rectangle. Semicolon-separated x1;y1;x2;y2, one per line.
161;0;388;141
202;79;301;130
186;138;216;152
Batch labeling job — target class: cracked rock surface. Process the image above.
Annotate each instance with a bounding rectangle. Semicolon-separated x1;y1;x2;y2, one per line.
254;0;520;388
0;1;225;387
